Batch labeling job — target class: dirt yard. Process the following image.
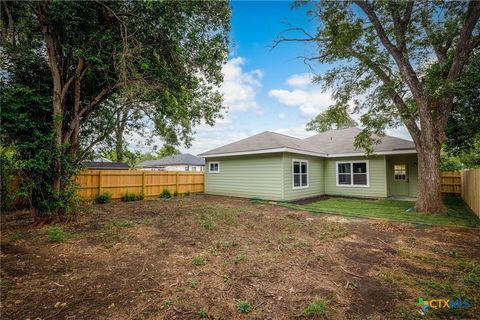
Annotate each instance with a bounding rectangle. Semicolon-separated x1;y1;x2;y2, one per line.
1;195;479;319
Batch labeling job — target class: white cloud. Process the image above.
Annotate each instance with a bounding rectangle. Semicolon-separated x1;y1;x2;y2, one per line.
278;113;286;119
269;73;334;117
286;73;313;88
221;57;263;112
269;88;333;117
274;124;313;139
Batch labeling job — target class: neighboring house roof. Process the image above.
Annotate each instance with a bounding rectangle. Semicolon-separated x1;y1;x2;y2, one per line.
199;127;416;158
199;131;326;157
82;161;130;169
137;153;205;167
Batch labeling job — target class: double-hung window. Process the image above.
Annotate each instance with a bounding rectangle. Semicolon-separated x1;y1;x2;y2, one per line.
209;162;220;173
336;161;369;187
293;160;308;189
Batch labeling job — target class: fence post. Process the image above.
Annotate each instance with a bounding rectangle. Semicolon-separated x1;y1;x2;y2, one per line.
98;171;103;195
142;171;146;196
176;172;179;194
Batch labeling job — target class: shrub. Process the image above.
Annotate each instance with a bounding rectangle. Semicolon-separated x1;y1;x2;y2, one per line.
160;188;171;199
95;192;112;204
121;192;142;202
184;191;191;196
304;299;328;317
235;300;252;314
46;226;66;243
173;191;178;197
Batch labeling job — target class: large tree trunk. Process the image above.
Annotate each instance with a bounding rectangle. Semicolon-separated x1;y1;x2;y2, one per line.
415;139;444;213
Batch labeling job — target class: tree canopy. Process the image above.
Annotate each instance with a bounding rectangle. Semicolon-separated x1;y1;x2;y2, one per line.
1;0;231;217
278;1;479;213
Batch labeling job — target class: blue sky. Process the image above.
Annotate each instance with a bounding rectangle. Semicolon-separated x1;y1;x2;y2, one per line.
131;1;411;155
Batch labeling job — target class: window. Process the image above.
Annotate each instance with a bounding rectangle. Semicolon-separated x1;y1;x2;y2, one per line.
394;164;407;181
293;160;308;189
185;166;189;171
192;166;197;172
209;162;220;173
336;161;369;187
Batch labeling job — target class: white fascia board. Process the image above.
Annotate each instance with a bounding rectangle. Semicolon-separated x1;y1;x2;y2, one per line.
328;149;417;157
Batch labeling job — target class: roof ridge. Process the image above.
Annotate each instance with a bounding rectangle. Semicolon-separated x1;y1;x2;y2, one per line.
266;131;302;140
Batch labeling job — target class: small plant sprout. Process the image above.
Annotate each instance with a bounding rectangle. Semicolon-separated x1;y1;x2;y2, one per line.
162;299;174;308
193;255;206;266
46;226;66;243
304;298;328;317
235;300;252;314
197;309;208;318
189;279;199;288
233;254;246;264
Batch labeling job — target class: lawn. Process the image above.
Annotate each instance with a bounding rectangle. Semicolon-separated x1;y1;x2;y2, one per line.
1;195;480;319
281;196;480;228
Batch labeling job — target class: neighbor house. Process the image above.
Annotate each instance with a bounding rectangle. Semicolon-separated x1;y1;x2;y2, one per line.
198;127;418;201
137;153;205;171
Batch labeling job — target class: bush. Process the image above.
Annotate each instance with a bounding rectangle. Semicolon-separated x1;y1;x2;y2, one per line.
95;192;112;204
173;191;178;197
121;192;143;202
235;300;252;314
160;188;171;199
46;226;66;243
184;191;190;196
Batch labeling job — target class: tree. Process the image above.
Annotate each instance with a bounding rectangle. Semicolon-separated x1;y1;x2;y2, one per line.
444;51;480;156
157;145;181;159
306;104;357;132
278;1;480;213
1;0;230;217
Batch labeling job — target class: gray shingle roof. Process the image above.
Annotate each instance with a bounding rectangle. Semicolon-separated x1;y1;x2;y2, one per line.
82;161;130;169
199;131;325;156
199;128;415;157
138;153;205;167
303;127;415;155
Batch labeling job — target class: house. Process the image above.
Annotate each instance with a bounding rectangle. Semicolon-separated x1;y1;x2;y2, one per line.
198;127;418;201
137;153;205;171
82;161;130;170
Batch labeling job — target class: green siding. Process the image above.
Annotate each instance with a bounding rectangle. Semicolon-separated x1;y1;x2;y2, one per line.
282;153;325;201
386;154;418;197
204;154;283;200
324;156;387;198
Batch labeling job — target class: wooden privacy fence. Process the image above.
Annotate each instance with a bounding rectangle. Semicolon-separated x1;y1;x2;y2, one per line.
441;171;462;194
76;170;204;199
461;169;480;216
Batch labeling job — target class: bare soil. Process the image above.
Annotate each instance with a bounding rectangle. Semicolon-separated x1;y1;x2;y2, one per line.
1;195;479;319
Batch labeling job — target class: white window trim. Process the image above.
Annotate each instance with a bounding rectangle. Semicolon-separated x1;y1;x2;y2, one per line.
208;161;220;173
292;159;309;190
335;160;370;188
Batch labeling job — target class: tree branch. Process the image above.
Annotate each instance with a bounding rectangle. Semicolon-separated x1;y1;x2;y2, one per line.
353;1;428;112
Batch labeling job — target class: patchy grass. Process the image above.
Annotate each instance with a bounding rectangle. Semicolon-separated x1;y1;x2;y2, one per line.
46;226;67;243
235;300;252;314
304;298;328;317
8;231;22;242
282;196;479;227
2;196;479;319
